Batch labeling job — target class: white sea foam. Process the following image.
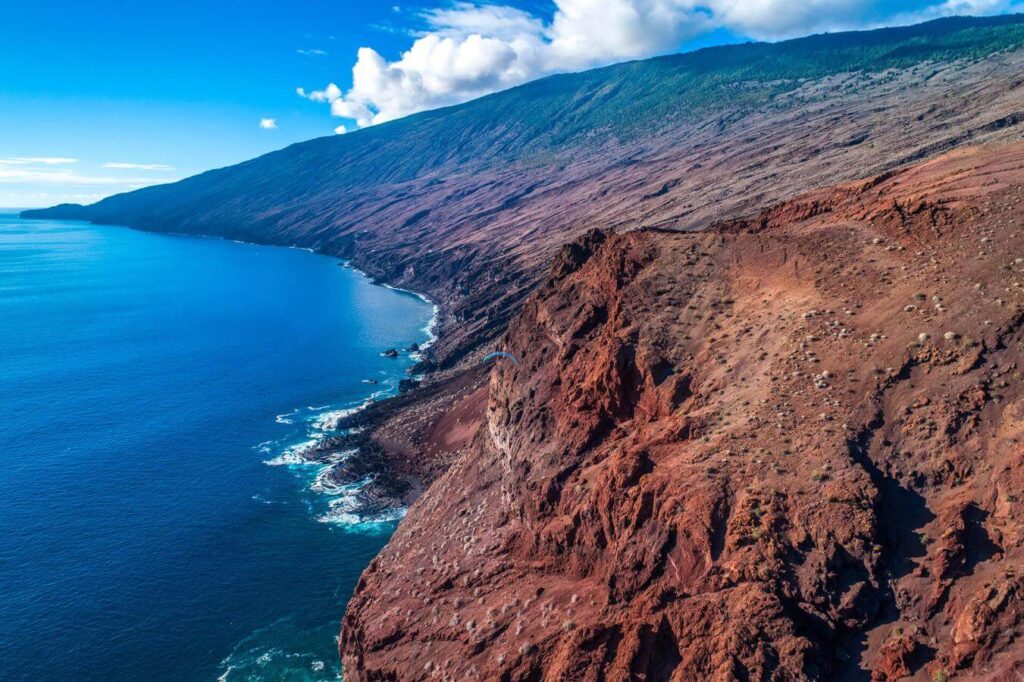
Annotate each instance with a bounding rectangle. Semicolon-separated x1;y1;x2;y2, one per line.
377;283;438;356
262;438;321;466
312;392;386;431
310;468;367;495
301;470;408;528
264;442;354;468
312;405;363;432
262;452;309;466
324;449;356;465
255;263;437;535
420;302;439;352
317;502;406;528
217;615;342;681
275;408;299;425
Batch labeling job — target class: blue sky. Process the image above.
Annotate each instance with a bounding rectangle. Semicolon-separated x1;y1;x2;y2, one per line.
2;0;1020;207
1;1;420;206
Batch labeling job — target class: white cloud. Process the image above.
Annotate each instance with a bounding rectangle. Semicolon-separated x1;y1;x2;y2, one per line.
297;0;871;128
259;118;278;129
0;157;78;165
0;190;111;208
0;157;176;188
102;162;174;171
297;48;328;56
893;0;1024;22
297;83;342;103
334;124;348;135
0;159;179;207
709;0;876;39
300;0;1022;129
0;166;175;186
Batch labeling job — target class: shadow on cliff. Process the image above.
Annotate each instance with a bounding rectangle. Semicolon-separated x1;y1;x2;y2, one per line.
834;410;936;681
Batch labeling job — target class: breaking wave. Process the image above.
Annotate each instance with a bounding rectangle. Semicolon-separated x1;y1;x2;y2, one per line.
217;618;341;682
260;392;406;529
274;408;299;425
318;491;407;528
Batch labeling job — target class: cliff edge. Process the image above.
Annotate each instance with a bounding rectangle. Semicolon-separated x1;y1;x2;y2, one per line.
341;142;1024;680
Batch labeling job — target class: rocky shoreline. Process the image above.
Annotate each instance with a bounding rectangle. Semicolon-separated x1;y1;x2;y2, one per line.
314;359;489;514
278;280;488;522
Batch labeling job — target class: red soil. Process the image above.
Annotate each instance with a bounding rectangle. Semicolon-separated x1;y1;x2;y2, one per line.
342;142;1024;680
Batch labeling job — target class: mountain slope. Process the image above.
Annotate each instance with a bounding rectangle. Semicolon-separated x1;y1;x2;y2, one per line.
24;15;1024;367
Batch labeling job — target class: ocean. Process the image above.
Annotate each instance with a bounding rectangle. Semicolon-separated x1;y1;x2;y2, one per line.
0;213;434;680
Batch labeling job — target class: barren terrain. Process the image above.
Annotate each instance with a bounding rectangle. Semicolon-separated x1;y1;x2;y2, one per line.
343;142;1024;680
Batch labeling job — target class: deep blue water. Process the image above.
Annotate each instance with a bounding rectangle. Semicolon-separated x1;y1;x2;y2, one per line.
0;214;434;681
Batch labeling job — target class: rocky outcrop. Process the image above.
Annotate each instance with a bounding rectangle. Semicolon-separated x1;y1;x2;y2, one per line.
341;142;1024;679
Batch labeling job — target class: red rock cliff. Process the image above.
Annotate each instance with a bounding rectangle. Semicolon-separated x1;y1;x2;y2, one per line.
342;142;1024;680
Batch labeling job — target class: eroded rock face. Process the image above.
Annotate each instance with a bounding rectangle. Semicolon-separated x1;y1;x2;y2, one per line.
342;143;1024;680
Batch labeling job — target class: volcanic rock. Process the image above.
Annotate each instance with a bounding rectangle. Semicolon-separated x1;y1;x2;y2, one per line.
341;142;1024;680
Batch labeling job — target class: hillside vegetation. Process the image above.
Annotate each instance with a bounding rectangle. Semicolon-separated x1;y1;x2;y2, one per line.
28;15;1024;221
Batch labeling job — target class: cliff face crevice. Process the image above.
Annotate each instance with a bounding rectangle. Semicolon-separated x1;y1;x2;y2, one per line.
342;142;1024;680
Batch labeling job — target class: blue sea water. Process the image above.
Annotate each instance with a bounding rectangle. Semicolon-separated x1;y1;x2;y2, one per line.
0;214;434;680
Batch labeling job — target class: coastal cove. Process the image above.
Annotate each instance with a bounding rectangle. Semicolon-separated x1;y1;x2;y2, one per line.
0;213;435;680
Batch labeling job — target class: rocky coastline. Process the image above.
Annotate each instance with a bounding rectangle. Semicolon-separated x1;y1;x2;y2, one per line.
20;17;1024;679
